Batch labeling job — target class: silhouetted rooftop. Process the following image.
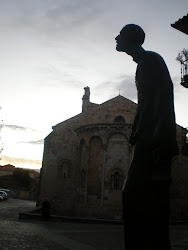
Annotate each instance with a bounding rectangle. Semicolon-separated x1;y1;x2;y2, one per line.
171;14;188;35
0;164;15;170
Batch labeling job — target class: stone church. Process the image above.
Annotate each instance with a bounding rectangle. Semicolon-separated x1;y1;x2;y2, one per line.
39;87;188;221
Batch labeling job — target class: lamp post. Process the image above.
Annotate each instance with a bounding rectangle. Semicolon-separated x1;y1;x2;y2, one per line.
176;49;188;88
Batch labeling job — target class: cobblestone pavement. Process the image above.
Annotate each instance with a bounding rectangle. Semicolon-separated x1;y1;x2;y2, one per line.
0;199;188;249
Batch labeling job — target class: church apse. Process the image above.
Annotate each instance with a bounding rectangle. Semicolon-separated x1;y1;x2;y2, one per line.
39;87;188;221
76;124;132;218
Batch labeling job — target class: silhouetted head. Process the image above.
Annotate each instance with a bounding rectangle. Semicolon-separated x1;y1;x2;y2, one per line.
115;24;145;56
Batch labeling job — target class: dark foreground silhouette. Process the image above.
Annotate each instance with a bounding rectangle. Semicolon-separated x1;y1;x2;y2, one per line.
116;24;178;250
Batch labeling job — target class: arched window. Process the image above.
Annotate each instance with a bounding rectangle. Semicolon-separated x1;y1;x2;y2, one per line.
57;160;71;180
114;116;125;124
111;169;123;190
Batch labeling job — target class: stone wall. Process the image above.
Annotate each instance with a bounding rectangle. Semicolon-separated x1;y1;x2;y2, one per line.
39;95;136;218
170;125;188;220
39;92;188;220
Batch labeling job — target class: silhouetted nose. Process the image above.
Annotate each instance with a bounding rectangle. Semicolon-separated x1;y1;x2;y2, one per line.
115;35;119;41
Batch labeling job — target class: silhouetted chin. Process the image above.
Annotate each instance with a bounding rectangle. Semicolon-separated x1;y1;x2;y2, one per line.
116;45;121;51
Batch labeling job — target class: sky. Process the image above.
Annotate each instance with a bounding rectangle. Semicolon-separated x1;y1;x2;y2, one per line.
0;0;187;170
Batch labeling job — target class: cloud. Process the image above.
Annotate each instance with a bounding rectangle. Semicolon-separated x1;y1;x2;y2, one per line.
0;1;110;37
2;124;50;137
93;74;137;103
18;139;44;145
116;75;137;102
1;155;41;166
1;124;46;150
3;124;37;133
36;65;83;89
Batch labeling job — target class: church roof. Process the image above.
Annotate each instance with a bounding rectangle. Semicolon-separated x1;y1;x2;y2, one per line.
50;93;137;136
100;95;136;107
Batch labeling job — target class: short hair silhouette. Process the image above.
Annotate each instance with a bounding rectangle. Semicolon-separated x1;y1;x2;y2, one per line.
116;23;178;250
121;24;145;46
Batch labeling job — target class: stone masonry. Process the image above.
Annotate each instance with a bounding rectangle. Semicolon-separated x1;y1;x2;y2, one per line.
39;87;188;221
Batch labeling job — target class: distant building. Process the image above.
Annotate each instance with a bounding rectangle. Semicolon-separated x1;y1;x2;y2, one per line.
39;87;188;221
171;14;188;35
0;164;40;179
0;164;15;177
0;164;40;200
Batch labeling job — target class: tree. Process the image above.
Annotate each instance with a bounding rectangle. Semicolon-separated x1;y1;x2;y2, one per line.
176;49;188;88
176;48;188;63
13;168;31;189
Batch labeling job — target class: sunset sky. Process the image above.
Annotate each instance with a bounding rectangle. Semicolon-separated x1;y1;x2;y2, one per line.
0;0;187;169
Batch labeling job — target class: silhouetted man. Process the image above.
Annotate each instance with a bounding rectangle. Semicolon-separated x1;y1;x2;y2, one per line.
42;198;51;221
115;24;178;250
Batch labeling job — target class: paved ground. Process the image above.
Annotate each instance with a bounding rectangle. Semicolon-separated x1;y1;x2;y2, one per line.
0;198;188;249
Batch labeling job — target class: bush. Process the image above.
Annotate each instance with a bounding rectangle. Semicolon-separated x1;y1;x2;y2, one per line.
13;168;31;189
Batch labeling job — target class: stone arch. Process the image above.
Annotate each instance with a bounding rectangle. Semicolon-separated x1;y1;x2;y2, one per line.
114;115;126;124
107;132;129;145
80;138;85;148
88;134;104;147
78;136;89;147
57;159;71;180
110;168;123;190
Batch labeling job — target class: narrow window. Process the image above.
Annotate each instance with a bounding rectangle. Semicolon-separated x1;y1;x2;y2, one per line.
57;160;71;180
111;170;123;190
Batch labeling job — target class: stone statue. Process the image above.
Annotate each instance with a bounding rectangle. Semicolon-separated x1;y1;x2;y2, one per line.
115;24;178;250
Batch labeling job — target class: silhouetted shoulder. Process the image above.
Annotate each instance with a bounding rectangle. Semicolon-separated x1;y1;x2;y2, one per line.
137;50;172;88
143;51;165;65
141;51;170;80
